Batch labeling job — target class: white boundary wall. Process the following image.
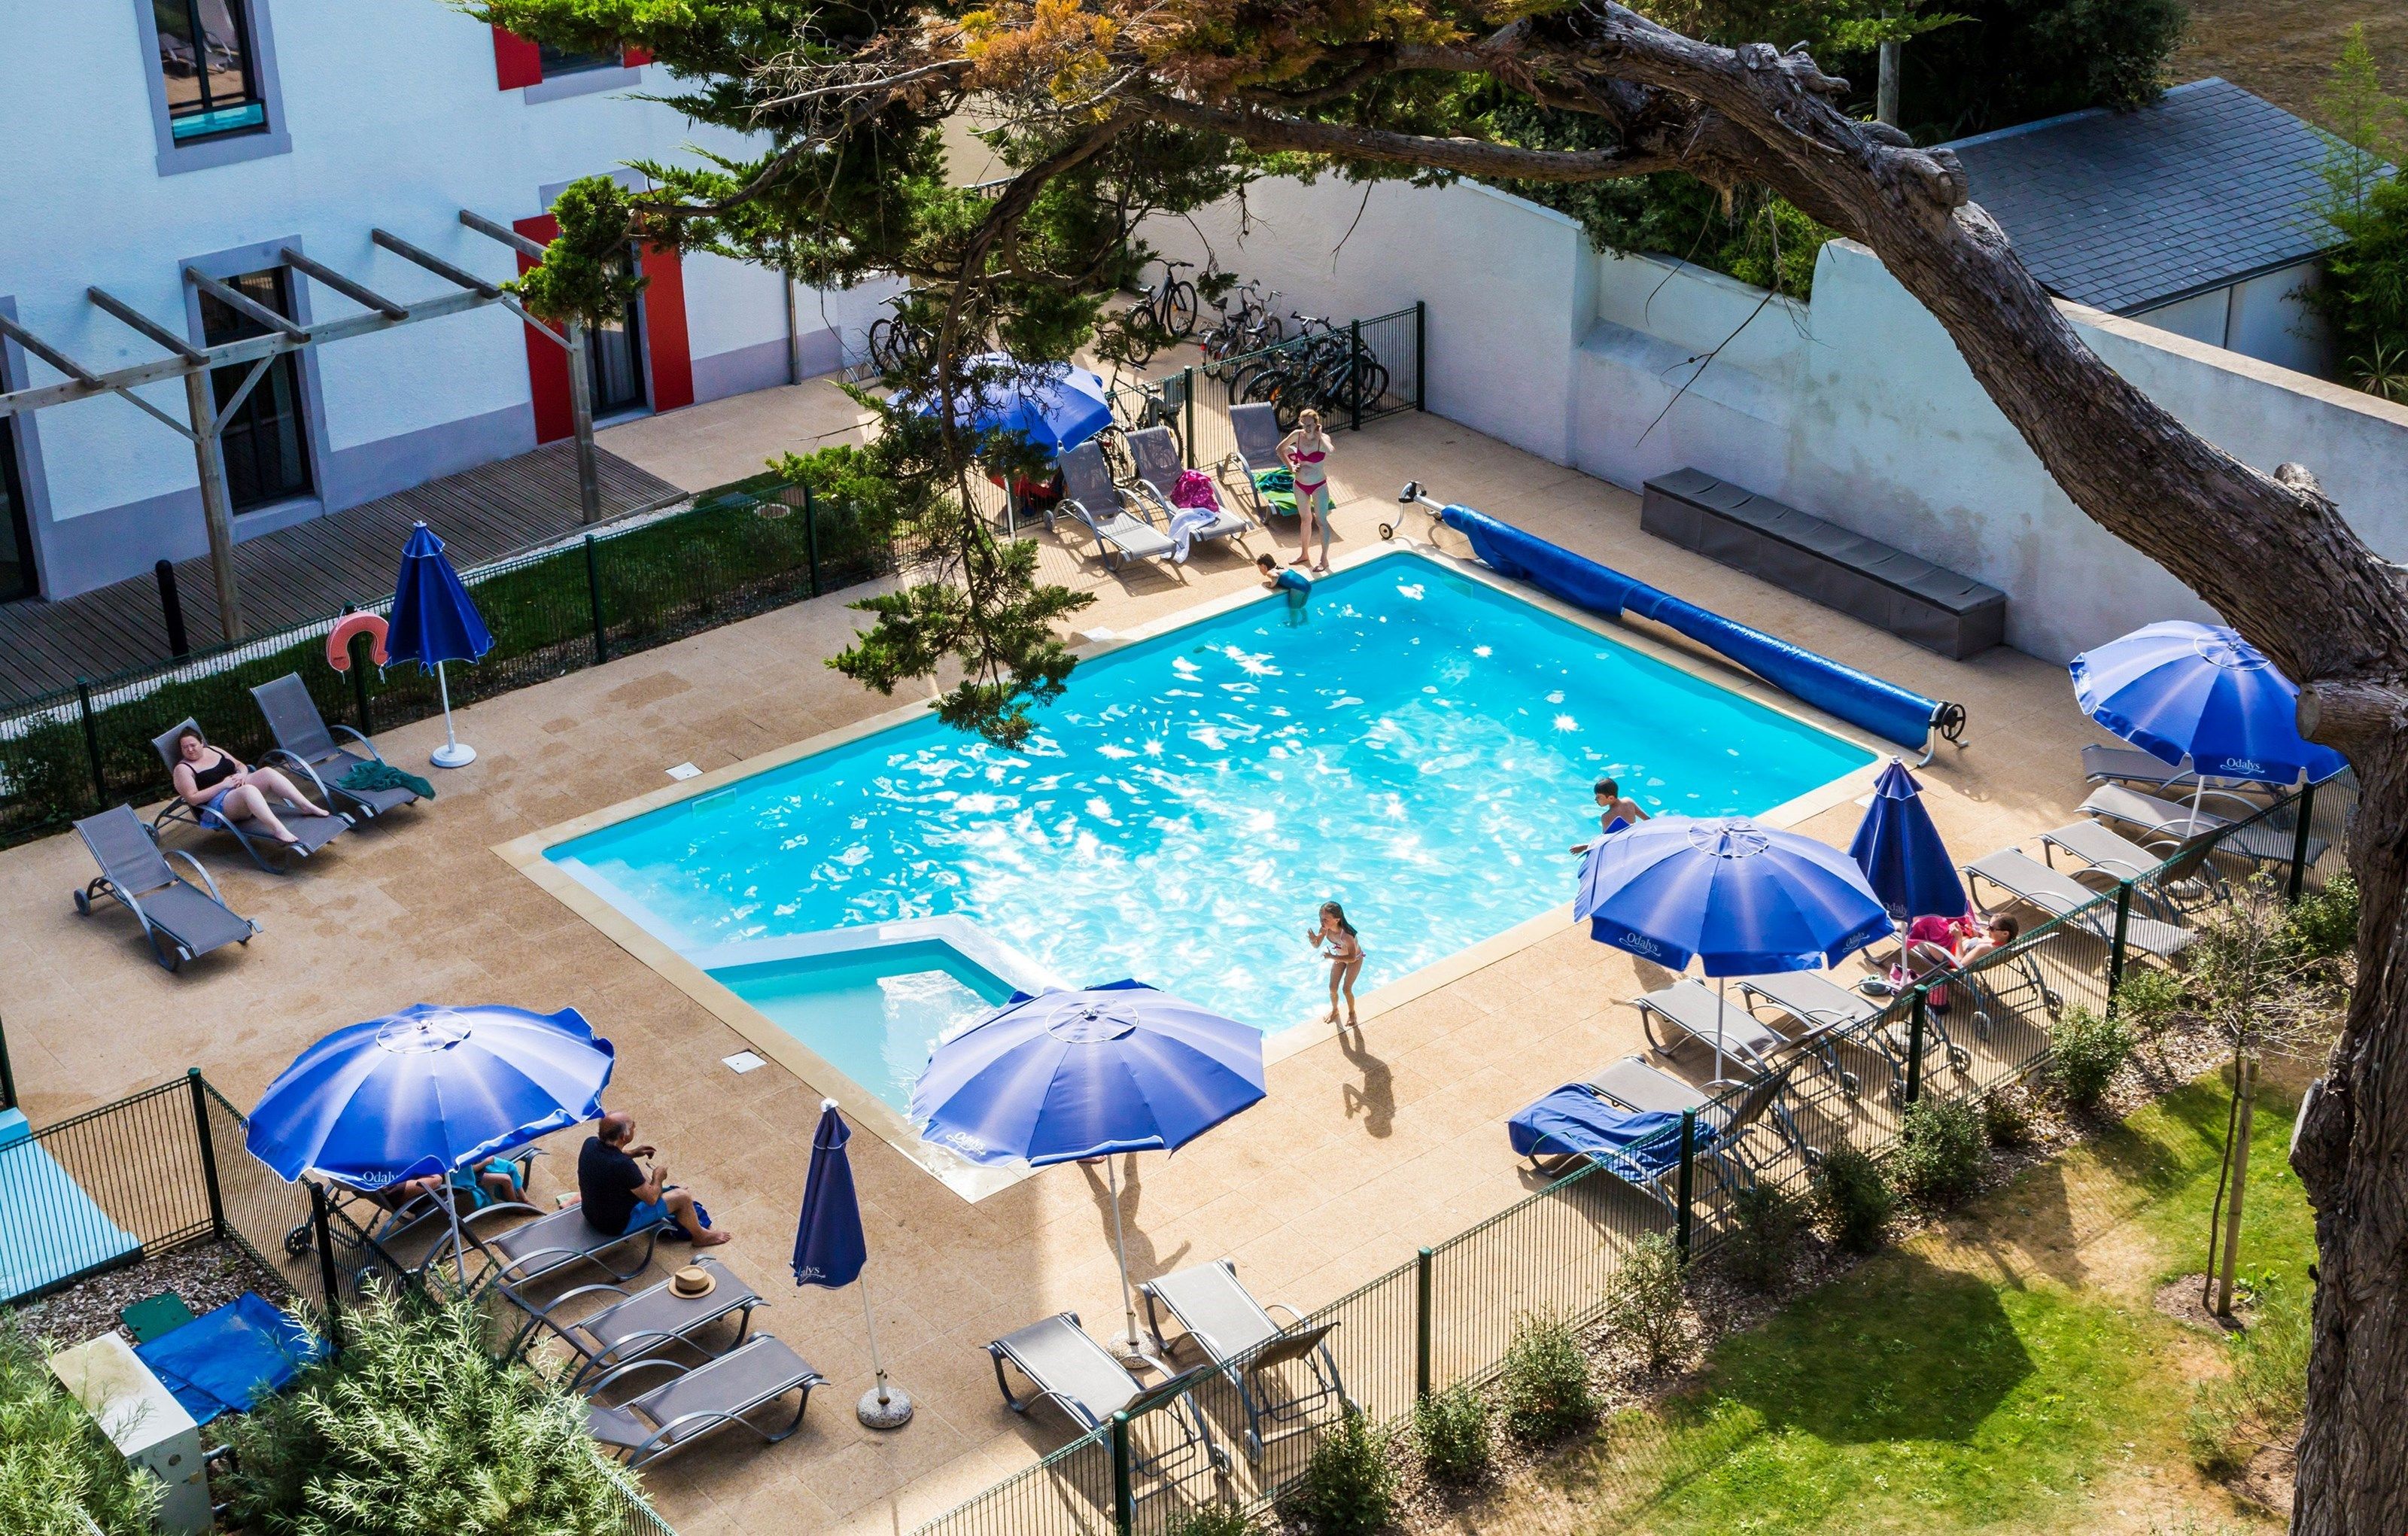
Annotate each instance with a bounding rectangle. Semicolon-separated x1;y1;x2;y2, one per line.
1147;176;2408;662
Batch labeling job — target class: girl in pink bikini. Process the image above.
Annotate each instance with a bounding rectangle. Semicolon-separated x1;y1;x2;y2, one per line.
1278;409;1334;572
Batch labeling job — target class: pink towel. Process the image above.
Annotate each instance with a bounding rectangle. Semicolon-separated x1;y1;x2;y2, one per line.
1172;470;1221;512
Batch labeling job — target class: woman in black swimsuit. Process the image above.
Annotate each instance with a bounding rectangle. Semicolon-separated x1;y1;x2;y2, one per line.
169;728;332;847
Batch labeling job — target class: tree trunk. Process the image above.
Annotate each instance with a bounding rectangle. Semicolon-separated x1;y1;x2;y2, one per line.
2216;1051;2257;1318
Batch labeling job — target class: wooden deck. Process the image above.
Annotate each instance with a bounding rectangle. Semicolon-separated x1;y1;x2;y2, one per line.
0;442;681;704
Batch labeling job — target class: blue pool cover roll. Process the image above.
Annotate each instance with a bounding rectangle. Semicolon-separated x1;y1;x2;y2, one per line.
1438;503;1951;751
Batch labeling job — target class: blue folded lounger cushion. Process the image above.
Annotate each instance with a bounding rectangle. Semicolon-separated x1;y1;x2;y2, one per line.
1508;1089;1683;1171
135;1292;326;1425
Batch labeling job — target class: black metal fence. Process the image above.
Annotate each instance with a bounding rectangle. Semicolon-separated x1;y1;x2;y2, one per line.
912;771;2357;1536
0;481;910;851
1154;303;1423;470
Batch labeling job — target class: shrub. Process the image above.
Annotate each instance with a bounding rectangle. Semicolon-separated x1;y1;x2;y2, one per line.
1891;1096;1990;1207
1813;1139;1896;1255
2112;966;2187;1036
2049;1005;2135;1109
1281;1411;1395;1536
1980;1087;2032;1148
2188;1277;2313;1479
1163;1507;1258;1536
1500;1308;1603;1438
223;1292;628;1536
1602;1231;1690;1376
1722;1183;1807;1292
1411;1382;1494;1486
0;1313;163;1536
2285;871;2359;962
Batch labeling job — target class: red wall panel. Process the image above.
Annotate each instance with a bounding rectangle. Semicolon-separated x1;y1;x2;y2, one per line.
491;28;543;89
639;244;693;413
512;214;575;445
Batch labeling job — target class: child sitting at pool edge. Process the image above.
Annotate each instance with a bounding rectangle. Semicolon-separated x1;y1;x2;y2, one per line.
1258;553;1312;616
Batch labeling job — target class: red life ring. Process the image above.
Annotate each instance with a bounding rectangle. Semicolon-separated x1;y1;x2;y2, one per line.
327;611;390;672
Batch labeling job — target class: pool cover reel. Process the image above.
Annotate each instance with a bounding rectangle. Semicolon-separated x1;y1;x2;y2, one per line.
1432;501;1963;753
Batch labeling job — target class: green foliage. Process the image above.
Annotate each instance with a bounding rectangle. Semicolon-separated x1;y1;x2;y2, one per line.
1886;0;2186;138
0;1313;163;1536
1162;1506;1258;1536
2111;964;2188;1036
2285;871;2360;961
2187;1276;2313;1479
1281;1411;1396;1536
504;176;646;327
2048;1005;2133;1108
1604;1230;1691;1376
223;1293;628;1536
1721;1182;1807;1291
1890;1095;1990;1207
1499;1307;1604;1437
1411;1382;1494;1486
2312;28;2408;402
1979;1086;2031;1148
1812;1138;1896;1254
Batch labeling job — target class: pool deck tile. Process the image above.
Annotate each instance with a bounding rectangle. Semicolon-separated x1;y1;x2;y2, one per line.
0;401;2138;1534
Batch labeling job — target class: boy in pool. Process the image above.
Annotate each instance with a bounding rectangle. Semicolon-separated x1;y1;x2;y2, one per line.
1258;553;1312;622
1570;776;1652;854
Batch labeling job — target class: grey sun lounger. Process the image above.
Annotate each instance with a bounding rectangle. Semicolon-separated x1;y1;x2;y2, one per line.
1057;440;1178;571
1126;427;1251;554
1225;403;1294;522
1586;1051;1829;1165
148;717;350;874
2040;819;2226;909
72;804;259;972
2081;745;2268;799
464;1203;669;1291
1730;972;1881;1098
989;1312;1227;1495
253;672;421;822
2079;783;2327;870
1141;1260;1350;1461
1633;980;1793;1080
1966;848;2195;960
584;1333;823;1471
508;1256;763;1388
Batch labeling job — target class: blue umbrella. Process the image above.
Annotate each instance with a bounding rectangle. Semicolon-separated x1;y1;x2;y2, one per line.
911;980;1265;1348
793;1100;911;1428
917;353;1114;455
1575;817;1890;1077
1848;758;1967;923
388;522;494;770
247;1003;613;1282
2072;621;2346;794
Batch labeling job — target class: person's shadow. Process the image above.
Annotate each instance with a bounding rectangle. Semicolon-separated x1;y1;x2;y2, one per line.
1337;1020;1394;1137
1081;1155;1190;1291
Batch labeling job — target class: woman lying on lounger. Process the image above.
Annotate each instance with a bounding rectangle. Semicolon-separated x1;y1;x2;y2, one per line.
1899;912;2018;1010
169;728;338;848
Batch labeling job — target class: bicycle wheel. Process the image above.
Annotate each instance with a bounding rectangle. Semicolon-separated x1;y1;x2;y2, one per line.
1096;427;1137;484
1242;368;1303;431
1121;309;1163;369
1351;360;1392;412
1164;280;1199;339
865;318;899;374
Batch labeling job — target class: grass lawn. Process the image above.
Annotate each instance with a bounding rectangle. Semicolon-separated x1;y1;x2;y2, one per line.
2172;0;2406;123
1473;1075;2310;1535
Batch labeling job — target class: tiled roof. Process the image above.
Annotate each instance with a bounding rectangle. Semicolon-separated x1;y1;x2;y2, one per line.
1944;78;2340;315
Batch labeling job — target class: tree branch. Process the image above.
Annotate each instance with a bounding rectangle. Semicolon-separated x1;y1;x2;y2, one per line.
1142;94;1681;181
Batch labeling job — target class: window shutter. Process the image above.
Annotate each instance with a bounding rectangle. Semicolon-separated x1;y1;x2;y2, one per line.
638;244;693;412
622;47;653;65
491;28;544;90
513;215;576;444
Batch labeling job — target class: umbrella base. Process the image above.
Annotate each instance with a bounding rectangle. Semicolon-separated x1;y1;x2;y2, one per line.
858;1384;915;1429
430;741;476;769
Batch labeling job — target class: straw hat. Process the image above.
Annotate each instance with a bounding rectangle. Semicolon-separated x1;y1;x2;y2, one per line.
669;1264;716;1300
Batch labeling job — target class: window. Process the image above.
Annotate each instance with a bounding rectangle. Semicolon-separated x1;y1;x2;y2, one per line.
537;39;624;78
0;418;32;602
197;269;312;509
154;0;267;141
585;248;649;416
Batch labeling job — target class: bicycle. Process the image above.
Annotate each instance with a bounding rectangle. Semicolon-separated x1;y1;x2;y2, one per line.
1117;258;1202;367
1231;315;1390;430
864;302;932;379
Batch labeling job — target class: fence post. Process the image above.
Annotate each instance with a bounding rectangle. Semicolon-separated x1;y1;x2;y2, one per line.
1348;318;1365;433
1414;1246;1434;1401
309;1181;344;1352
1182;364;1197;462
1109;1411;1135;1536
582;535;609;666
76;680;107;811
155;559;190;657
1904;990;1927;1106
2108;881;2133;1005
1413;300;1427;413
1674;1109;1696;1261
804;482;823;598
187;1069;225;1240
2287;781;2318;904
0;1013;17;1113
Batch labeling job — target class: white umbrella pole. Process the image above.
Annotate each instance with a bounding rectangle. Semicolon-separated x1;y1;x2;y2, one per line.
448;1191;467;1288
861;1279;891;1403
853;1271;916;1428
430;661;476;768
1108;1156;1141;1355
1713;975;1727;1083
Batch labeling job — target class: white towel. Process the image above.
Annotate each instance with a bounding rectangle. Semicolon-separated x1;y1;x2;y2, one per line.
1168;506;1219;563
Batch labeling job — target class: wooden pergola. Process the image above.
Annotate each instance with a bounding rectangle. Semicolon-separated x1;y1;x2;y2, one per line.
0;211;599;641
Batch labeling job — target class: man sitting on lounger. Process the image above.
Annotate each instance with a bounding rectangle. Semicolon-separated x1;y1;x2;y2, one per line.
576;1112;728;1248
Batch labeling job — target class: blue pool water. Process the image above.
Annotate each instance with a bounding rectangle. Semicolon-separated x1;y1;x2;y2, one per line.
550;554;1872;1107
712;942;1019;1109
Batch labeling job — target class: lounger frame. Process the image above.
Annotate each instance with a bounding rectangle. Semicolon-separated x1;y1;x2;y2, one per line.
1141;1260;1351;1461
584;1334;822;1471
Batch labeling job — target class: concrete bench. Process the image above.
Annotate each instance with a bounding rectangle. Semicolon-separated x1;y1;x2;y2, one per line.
1640;469;2005;659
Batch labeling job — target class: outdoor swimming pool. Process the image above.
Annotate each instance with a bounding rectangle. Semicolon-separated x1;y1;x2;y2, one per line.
546;552;1874;1110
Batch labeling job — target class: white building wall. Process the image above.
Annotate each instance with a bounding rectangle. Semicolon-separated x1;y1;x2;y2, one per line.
0;0;859;598
1152;174;2408;665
